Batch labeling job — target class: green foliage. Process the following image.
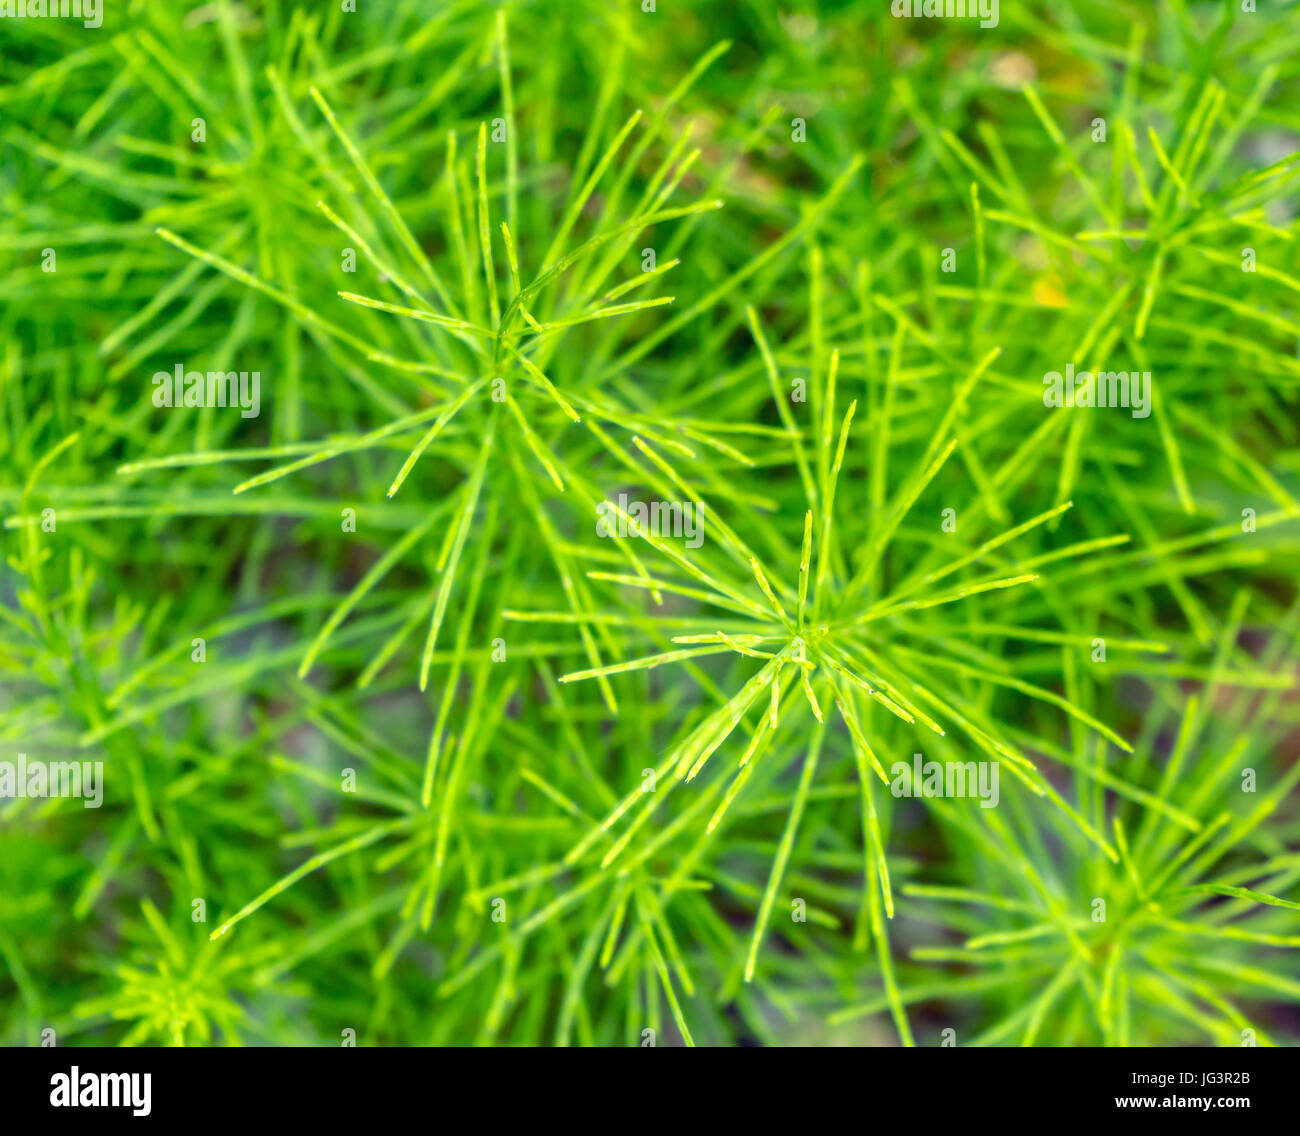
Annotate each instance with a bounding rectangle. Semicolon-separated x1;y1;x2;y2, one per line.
2;0;1299;1047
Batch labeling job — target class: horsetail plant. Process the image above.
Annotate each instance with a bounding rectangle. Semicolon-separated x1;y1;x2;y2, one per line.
2;0;1299;1052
